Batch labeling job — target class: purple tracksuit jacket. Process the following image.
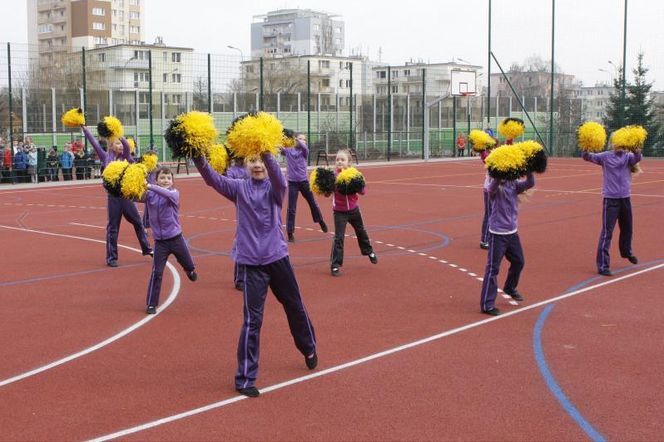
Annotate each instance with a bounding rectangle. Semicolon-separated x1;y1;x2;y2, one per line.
281;139;309;182
582;150;642;198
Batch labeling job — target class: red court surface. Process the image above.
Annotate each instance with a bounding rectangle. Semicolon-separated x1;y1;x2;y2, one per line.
1;157;663;441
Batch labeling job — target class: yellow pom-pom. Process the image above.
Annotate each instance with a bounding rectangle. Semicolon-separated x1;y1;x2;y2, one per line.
180;111;219;154
62;108;85;127
516;140;543;159
98;116;124;139
485;145;527;180
207;144;230;175
336;167;363;184
102;160;128;186
225;112;284;159
469;130;496;151
577;122;606;152
139;153;158;172
612;125;647;152
126;137;136;154
121;163;148;200
310;169;321;195
498;118;525;141
282;136;297;148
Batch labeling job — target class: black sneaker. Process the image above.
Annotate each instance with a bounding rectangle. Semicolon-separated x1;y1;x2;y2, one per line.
305;352;318;370
235;284;245;292
625;255;638;265
482;307;501;316
237;387;260;398
108;260;118;268
319;220;329;233
187;270;197;282
288;233;295;243
506;291;524;302
143;249;154;257
331;267;340;277
598;269;612;277
480;242;489;250
146;305;157;315
368;253;378;264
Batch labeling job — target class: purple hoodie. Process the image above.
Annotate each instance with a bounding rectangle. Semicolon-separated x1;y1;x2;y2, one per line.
281;139;309;182
142;185;182;240
194;153;288;266
82;126;133;167
582;150;642;199
487;174;535;234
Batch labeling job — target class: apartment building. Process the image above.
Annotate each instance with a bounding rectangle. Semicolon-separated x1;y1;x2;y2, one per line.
372;62;484;97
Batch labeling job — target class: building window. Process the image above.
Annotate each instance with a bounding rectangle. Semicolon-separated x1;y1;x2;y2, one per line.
113;24;117;31
119;11;124;20
130;0;140;4
171;52;181;63
93;22;106;31
130;26;140;34
163;73;168;83
335;38;342;44
377;71;386;79
172;94;181;104
130;12;140;19
119;25;125;33
339;80;344;88
245;65;254;73
335;27;342;33
163;52;167;62
393;71;398;78
92;7;105;16
314;24;320;31
134;72;149;82
392;86;398;93
322;79;330;87
404;69;410;76
98;53;106;62
319;60;329;69
38;25;52;34
113;9;117;17
346;80;351;88
172;73;181;83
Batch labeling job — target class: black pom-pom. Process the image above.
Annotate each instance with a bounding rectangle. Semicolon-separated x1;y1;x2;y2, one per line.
102;169;126;197
336;175;366;195
164;119;188;159
504;117;524;126
97;121;113;138
314;167;335;196
528;149;548;174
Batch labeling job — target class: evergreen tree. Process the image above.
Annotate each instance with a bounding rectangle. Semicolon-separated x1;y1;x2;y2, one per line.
602;67;626;135
625;52;660;155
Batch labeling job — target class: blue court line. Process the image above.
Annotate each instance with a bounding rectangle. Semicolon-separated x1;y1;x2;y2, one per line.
533;305;607;442
0;263;149;288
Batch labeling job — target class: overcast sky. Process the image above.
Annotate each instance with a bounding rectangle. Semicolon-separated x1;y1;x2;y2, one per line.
4;0;664;89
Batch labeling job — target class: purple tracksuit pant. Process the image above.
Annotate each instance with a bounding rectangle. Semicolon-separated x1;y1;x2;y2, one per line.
597;197;633;272
480;232;525;312
107;195;152;264
235;256;317;389
146;234;195;307
481;191;491;243
286;180;324;235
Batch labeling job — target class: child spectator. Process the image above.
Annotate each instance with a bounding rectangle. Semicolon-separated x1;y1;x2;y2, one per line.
26;147;38;183
330;148;377;277
13;146;27;183
61;144;74;181
46;148;60;182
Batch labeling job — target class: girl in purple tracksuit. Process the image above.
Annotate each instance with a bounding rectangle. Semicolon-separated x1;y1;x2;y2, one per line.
193;152;317;398
225;157;249;291
142;167;197;314
281;133;328;242
480;173;535;316
82;126;152;266
330;149;377;277
582;139;642;276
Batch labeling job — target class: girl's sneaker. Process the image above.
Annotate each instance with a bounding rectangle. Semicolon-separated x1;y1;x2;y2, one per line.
368;253;378;264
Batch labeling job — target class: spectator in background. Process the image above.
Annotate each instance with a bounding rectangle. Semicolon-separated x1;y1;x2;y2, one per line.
74;148;88;180
46;148;60;182
0;145;4;184
13;146;27;183
3;143;12;184
27;146;38;183
457;133;467;157
61;144;74;181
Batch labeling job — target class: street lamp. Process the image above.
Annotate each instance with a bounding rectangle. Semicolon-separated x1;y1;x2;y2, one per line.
227;45;244;60
599;68;614;84
456;57;472;65
607;60;619;77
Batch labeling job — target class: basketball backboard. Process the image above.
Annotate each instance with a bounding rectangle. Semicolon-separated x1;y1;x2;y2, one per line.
451;70;477;96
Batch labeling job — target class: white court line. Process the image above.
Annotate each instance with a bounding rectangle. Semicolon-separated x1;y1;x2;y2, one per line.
70;222;105;229
87;262;664;442
0;225;182;388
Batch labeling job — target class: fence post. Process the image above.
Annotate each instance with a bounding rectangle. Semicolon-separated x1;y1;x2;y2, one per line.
207;53;212;114
82;47;87;149
22;88;27;136
161;90;166;161
452;96;457;157
135;89;140;146
148;50;154;147
259;57;263;111
7;43;13;144
422;68;426;159
349;62;353;148
307;60;311;160
387;66;392;161
52;88;57;146
296;92;300;132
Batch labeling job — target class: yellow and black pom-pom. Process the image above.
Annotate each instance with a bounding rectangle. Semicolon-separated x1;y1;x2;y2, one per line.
612;125;647;152
102;160;129;197
310;167;335;196
121;163;148;201
469;130;497;152
97;116;124;140
126;137;136;154
165;111;219;158
516;140;547;174
484;145;527;181
335;167;366;195
137;152;158;172
225;111;284;159
207;144;230;175
498;117;525;141
282;128;297;148
62;107;85;127
577;122;607;152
